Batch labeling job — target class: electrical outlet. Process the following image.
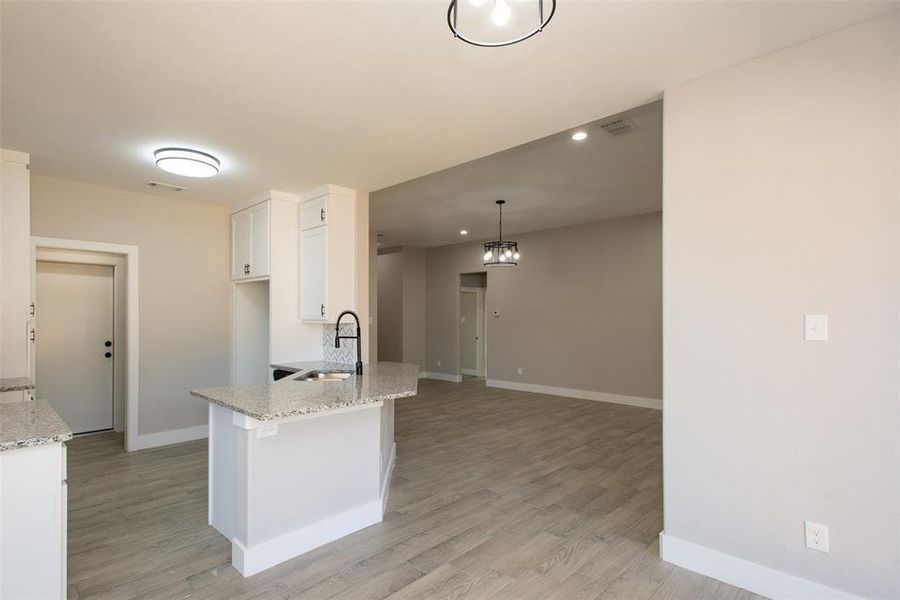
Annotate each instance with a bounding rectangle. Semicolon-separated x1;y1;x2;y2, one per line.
805;521;829;553
804;315;828;341
517;367;524;375
436;360;442;367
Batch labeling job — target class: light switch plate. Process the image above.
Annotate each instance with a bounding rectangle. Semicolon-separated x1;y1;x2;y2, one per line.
804;314;828;341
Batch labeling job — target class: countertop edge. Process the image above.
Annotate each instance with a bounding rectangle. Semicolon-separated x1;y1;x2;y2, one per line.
0;377;36;392
190;388;416;421
0;432;74;453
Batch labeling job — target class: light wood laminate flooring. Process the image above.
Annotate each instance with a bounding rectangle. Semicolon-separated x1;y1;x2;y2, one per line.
65;377;763;599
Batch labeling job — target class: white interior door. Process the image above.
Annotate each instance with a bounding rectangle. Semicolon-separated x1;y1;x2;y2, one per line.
36;262;114;434
459;288;485;377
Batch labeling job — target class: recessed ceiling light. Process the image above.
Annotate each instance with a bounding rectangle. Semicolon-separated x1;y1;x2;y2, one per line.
571;131;588;141
154;147;220;178
460;229;468;235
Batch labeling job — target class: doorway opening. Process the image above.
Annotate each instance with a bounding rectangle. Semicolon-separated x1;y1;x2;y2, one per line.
32;238;139;450
35;250;126;437
458;272;487;379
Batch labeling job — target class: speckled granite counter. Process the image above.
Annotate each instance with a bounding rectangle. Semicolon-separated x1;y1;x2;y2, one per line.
0;377;35;392
191;361;419;421
0;399;73;452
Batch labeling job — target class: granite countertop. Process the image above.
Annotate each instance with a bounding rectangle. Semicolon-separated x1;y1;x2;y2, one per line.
191;361;419;421
0;377;35;392
0;399;73;452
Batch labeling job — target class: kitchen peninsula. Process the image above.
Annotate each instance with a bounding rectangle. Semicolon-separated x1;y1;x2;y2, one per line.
190;361;418;576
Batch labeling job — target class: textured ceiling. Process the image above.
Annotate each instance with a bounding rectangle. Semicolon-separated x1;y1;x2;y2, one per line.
372;101;661;247
1;1;894;207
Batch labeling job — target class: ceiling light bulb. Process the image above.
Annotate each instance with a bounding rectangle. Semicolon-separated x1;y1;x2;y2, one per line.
513;251;520;260
499;254;507;262
491;0;511;26
571;131;588;141
484;251;493;261
504;249;512;257
154;147;219;177
460;230;468;235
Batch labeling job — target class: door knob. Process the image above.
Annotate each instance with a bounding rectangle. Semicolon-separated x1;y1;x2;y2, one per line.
104;352;112;358
104;341;112;347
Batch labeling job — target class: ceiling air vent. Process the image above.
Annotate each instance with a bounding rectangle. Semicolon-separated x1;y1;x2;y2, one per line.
599;117;638;138
147;180;186;192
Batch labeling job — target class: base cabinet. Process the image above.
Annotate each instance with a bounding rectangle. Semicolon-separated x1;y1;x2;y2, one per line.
0;443;66;600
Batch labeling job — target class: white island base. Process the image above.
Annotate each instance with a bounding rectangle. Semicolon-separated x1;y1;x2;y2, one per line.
208;401;395;576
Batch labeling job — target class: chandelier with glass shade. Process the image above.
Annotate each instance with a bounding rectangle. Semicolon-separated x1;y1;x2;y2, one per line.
483;200;519;267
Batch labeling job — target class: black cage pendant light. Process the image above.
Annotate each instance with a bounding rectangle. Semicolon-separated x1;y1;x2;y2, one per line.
448;0;556;48
483;200;519;267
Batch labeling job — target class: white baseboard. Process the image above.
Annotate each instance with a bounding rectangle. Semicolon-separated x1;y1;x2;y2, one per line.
380;442;396;513
460;368;479;376
231;500;383;577
485;379;661;410
420;371;463;383
131;424;208;451
659;532;861;600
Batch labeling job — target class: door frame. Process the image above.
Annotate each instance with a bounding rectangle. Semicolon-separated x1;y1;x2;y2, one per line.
459;286;486;377
32;237;140;451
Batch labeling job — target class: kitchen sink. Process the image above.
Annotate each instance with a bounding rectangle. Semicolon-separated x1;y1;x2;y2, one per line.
293;371;353;382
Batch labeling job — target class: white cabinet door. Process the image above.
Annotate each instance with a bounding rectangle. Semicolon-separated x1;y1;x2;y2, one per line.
299;227;328;321
299;196;327;230
1;154;31;378
249;202;269;278
232;209;252;280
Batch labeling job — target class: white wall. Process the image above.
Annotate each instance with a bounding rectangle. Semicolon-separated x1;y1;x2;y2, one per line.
30;175;231;438
662;13;899;599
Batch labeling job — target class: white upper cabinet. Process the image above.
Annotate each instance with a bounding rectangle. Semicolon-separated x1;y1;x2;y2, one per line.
1;149;32;379
299;227;328;320
231;202;270;280
299;196;328;230
298;186;357;322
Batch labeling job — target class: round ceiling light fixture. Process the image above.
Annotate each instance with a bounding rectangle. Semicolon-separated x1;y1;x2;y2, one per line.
447;0;556;48
154;147;220;178
460;229;469;235
571;131;588;141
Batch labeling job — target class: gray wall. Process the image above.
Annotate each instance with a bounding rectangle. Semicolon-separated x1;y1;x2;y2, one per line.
426;212;662;399
662;13;899;598
401;246;426;367
376;249;403;362
30;175;231;436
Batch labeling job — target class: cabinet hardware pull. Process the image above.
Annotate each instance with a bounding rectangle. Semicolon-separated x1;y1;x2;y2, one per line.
29;302;35;317
320;208;325;222
320;304;325;317
29;329;34;342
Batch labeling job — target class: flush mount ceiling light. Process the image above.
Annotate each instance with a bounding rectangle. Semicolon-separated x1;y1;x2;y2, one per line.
460;229;469;235
571;131;588;141
448;0;556;48
483;200;519;267
154;147;220;178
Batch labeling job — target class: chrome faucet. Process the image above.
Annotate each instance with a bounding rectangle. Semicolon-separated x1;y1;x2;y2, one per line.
334;310;363;375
